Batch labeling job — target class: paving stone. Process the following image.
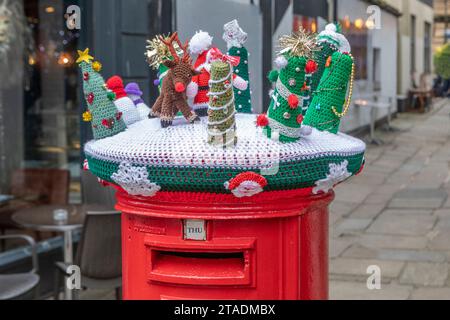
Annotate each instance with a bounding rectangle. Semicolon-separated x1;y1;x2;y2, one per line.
410;287;450;300
388;189;447;209
330;238;355;259
380;208;432;216
343;245;446;262
330;280;412;300
335;218;372;235
428;228;450;251
435;218;450;229
399;262;449;287
352;234;428;250
334;184;376;204
364;193;395;205
349;204;385;219
330;258;405;279
434;209;450;218
329;201;359;217
367;214;436;236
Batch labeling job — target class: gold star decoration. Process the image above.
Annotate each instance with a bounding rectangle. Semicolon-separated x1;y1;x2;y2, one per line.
145;34;184;70
76;48;94;64
278;28;320;60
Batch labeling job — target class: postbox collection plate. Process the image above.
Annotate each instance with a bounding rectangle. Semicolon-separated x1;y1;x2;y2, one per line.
183;219;206;241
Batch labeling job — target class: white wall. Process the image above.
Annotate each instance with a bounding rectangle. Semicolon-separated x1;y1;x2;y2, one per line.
398;0;434;96
337;0;398;133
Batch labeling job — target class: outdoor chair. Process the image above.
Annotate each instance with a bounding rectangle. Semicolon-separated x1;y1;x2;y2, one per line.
0;169;70;251
0;234;40;300
53;209;122;300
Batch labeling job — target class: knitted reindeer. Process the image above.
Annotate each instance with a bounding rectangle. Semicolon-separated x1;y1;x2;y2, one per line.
150;32;200;128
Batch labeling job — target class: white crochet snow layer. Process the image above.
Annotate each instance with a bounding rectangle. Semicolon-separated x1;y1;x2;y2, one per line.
85;114;366;170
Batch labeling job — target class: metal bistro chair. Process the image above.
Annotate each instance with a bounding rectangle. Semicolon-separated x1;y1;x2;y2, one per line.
53;209;122;300
0;235;40;300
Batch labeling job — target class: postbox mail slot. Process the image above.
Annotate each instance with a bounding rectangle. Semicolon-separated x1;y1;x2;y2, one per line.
149;250;251;286
145;236;256;287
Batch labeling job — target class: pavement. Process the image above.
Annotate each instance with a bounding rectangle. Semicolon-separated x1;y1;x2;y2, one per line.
329;98;450;300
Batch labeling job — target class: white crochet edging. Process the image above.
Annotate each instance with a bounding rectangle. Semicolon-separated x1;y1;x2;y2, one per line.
312;160;352;194
111;161;161;197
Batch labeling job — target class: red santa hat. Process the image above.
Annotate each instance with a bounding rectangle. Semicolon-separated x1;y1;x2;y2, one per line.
224;172;268;198
106;76;127;99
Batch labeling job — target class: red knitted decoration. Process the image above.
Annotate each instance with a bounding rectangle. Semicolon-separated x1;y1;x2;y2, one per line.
305;60;318;74
175;82;186;93
87;93;94;105
106;76;127;99
297;114;304;124
288;94;299;109
256;114;269;127
227;172;268;190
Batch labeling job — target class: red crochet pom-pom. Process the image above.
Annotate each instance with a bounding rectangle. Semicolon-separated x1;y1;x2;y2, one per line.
256;114;269;127
175;82;186;93
297;114;304;124
305;60;318;74
288;94;299;109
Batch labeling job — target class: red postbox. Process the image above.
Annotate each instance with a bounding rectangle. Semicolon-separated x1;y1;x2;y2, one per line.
116;188;333;300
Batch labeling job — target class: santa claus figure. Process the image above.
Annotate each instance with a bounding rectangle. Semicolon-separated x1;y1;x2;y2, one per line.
106;76;141;126
224;172;268;198
187;31;249;117
186;30;215;117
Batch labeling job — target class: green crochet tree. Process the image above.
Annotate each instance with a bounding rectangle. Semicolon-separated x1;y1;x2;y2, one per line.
207;60;237;148
224;20;252;113
304;51;354;134
311;23;350;93
78;49;126;140
260;31;319;143
434;43;450;80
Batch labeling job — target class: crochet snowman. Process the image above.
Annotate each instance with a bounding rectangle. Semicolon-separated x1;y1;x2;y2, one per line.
106;76;141;126
125;82;151;120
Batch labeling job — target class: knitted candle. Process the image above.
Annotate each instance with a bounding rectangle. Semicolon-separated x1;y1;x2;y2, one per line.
207;60;237;148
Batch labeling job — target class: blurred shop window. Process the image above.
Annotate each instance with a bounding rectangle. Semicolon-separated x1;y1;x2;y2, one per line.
341;16;368;80
23;0;81;203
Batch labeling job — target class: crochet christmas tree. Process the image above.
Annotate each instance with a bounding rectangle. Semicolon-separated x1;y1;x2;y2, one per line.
224;20;252;114
207;60;237;148
78;48;126;140
261;31;319;143
311;23;351;93
434;43;450;80
304;51;355;134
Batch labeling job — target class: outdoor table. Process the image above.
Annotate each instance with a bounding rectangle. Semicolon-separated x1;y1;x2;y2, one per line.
12;204;103;300
354;98;391;145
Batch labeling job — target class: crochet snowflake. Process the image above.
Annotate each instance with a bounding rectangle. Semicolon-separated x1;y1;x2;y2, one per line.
313;160;351;194
111;162;161;197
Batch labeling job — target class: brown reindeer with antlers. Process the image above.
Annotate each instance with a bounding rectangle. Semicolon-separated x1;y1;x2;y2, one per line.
150;32;201;128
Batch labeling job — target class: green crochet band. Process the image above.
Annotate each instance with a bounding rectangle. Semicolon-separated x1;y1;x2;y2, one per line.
86;152;364;194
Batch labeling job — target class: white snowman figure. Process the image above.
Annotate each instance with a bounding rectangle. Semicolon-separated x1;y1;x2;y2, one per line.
125;82;151;120
106;76;141;126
